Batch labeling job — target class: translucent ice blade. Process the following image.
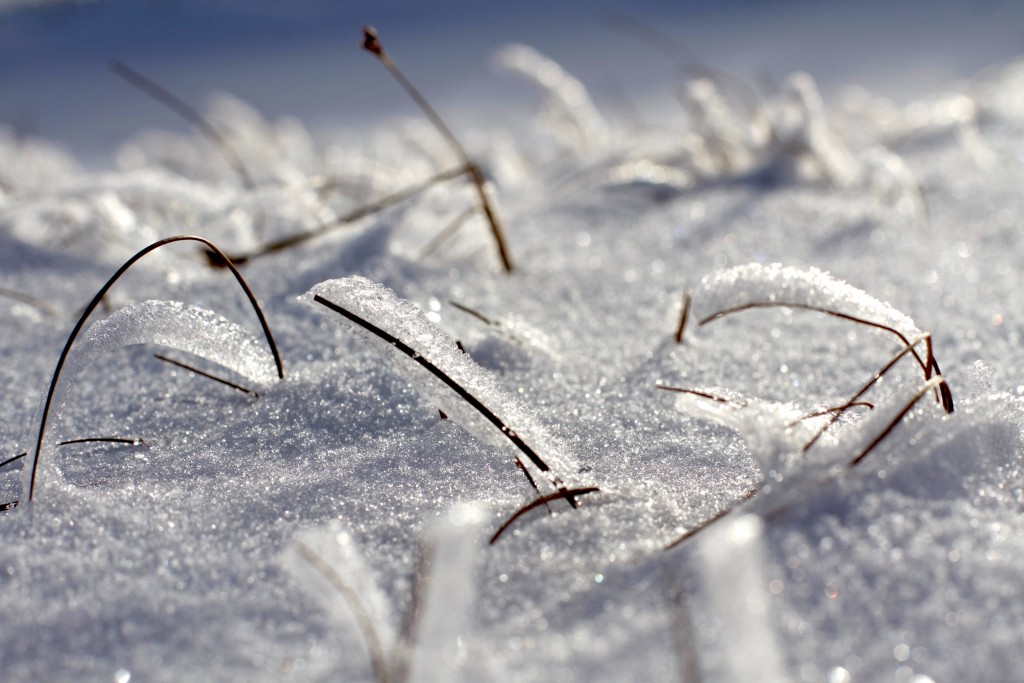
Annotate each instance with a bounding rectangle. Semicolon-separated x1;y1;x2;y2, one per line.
304;277;578;493
22;299;277;499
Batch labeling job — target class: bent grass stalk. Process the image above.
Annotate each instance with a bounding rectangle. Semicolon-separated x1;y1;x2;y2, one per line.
362;26;514;273
27;235;284;502
313;294;577;506
489;486;601;544
209;164;469;266
110;60;257;191
699;301;954;413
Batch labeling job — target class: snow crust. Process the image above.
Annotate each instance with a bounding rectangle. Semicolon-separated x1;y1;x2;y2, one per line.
2;27;1024;683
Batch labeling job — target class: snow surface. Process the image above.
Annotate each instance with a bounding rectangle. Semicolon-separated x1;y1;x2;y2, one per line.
3;15;1024;683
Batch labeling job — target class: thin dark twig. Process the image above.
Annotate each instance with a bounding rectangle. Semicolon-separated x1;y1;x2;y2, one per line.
514;456;548;511
803;333;931;452
155;353;258;396
664;486;760;550
209;164;469;266
416;205;476;260
700;302;954;412
849;378;947;468
362;26;514;273
489;486;601;544
27;235;284;502
0;286;62;318
674;291;692;344
449;300;496;327
58;437;144;447
314;294;576;506
110;60;257;191
789;402;873;427
1;452;26;470
293;540;391;683
656;384;743;406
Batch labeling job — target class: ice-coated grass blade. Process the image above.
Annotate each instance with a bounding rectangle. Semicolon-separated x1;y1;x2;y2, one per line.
362;25;514;273
313;293;578;507
488;486;600;544
155;353;258;396
700;301;954;413
110;60;257;191
292;539;391;683
27;235;284;502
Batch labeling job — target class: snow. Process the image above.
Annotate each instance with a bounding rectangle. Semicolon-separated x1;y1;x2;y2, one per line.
3;4;1024;682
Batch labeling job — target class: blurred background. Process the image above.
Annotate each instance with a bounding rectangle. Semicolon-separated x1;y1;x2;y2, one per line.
1;0;1022;165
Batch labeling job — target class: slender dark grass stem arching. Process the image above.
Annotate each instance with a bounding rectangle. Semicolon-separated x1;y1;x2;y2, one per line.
155;353;258;396
362;26;514;273
27;235;284;502
110;60;257;191
292;539;391;683
489;486;601;544
788;402;873;427
656;384;742;406
313;294;577;507
700;302;954;412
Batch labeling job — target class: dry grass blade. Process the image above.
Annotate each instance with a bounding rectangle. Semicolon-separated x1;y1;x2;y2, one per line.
664;486;760;550
0;286;62;318
802;333;932;452
489;486;601;544
292;539;392;683
700;302;954;413
110;60;257;191
1;452;26;470
656;384;741;406
849;377;948;468
362;25;514;273
208;164;469;266
416;205;476;261
155;353;258;396
27;235;284;502
789;402;873;427
58;437;144;447
673;291;692;344
313;293;578;507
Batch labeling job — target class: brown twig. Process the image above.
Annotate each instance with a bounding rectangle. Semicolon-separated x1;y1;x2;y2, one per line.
362;26;513;273
673;291;692;344
700;302;954;412
848;377;948;468
664;486;760;550
489;486;601;544
155;353;258;396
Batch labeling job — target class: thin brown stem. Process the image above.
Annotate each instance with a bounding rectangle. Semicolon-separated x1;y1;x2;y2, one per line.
700;302;954;412
656;384;743;406
674;291;692;344
110;60;257;191
489;486;601;544
664;486;760;550
0;286;62;318
362;26;514;272
849;377;947;468
155;353;258;396
416;206;476;261
1;452;26;470
28;235;283;502
58;437;144;447
802;333;931;453
209;164;469;266
788;402;873;427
